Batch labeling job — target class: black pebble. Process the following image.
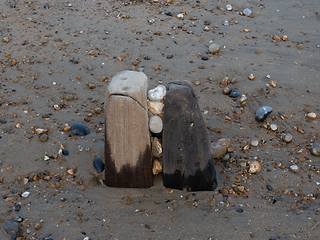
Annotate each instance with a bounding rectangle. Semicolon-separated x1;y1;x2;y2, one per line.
201;56;209;61
69;59;79;64
266;184;273;191
14;216;24;222
42;237;54;240
93;157;105;172
71;123;90;136
165;11;172;16
62;150;69;156
166;54;173;59
229;89;240;98
255;106;273;122
236;208;244;213
0;119;7;124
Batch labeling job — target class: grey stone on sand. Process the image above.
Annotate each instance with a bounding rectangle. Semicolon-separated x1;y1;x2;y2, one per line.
162;80;217;191
310;143;320;157
3;221;20;240
255;106;272;122
71;123;90;136
105;71;152;188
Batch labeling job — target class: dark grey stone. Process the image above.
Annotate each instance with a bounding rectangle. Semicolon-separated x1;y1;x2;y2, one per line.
71;123;90;136
3;221;20;240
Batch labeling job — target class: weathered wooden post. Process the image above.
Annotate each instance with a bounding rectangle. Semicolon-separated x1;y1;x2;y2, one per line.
105;71;153;188
162;80;217;191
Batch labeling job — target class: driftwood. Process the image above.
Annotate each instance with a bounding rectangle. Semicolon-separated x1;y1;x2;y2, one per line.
162;80;217;191
105;71;153;188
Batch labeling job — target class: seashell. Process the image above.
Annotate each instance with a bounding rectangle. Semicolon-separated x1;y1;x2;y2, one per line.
71;123;90;136
149;115;163;133
306;112;317;120
148;101;164;115
249;160;261;174
255;106;272;122
148;85;166;101
209;44;220;54
152;137;162;158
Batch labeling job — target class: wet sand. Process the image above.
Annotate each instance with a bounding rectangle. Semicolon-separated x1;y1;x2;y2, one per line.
0;0;320;239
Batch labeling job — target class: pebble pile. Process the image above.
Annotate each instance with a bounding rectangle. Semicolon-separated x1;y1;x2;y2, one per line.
147;85;166;175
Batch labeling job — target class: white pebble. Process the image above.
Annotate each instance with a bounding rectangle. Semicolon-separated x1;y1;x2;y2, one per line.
251;140;259;147
289;164;299;173
243;8;252;16
177;13;184;19
148;101;164;115
270;124;277;131
149;115;163;133
306;112;317;120
22;191;30;197
249;160;261;174
226;4;232;11
209;44;220;54
223;20;229;26
148;85;166;101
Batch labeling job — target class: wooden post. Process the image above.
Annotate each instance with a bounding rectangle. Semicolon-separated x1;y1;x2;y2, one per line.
105;71;153;188
162;80;217;191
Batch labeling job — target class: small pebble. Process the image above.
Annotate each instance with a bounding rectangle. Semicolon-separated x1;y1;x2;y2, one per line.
148;101;164;115
220;77;229;86
35;223;42;230
251;140;259;147
248;73;255;80
269;80;277;88
306;112;317;120
149;115;163;133
166;54;173;59
165;11;172;16
62;150;69;156
243;8;252;16
226;4;232;11
310;143;320;157
39;134;48;142
84;175;100;188
240;95;247;104
148;85;166;101
21;191;30;197
270;124;277;131
42;237;54;240
249;160;261;174
152;159;163;175
283;133;293;143
208;44;220;54
201;56;209;61
229;89;240;98
13;216;24;223
71;123;90;136
289;164;299;173
223;87;231;95
152;137;162;158
0;119;7;124
255;106;273;122
223;20;229;26
93;157;105;172
266;184;273;191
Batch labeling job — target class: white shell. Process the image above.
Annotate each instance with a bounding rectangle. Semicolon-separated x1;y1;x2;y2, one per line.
22;191;30;197
148;101;164;115
148;85;166;101
149;115;163;133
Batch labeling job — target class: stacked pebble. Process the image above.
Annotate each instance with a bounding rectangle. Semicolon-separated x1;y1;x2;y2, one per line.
147;85;166;175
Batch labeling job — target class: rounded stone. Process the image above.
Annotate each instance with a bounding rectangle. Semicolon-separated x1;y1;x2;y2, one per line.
148;85;166;101
39;134;48;142
148;101;164;115
306;112;317;120
249;160;261;174
289;164;299;173
283;133;293;143
226;4;232;11
149;115;163;133
251;140;259;147
62;150;69;156
201;56;209;61
229;89;240;98
209;44;220;54
270;124;277;131
212;143;228;159
93;157;105;172
310;143;320;157
255;106;273;122
71;123;90;136
243;8;252;16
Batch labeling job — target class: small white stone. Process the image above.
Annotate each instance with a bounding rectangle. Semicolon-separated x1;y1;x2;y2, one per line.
209;44;220;54
36;128;46;135
243;8;252;16
270;124;277;131
149;115;163;133
289;164;299;173
251;140;259;147
240;94;247;104
282;133;293;143
306;112;317;120
249;160;261;174
148;85;166;101
223;20;229;26
177;13;184;19
22;191;30;197
148;101;164;115
226;4;232;11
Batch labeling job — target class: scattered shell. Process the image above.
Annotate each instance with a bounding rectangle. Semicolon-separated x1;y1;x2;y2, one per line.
306;112;317;120
93;157;105;172
310;143;320;157
269;80;277;88
243;8;252;16
289;164;299;173
209;44;220;54
226;4;232;11
255;106;273;122
282;35;288;41
248;74;255;80
148;85;166;101
71;123;90;136
152;159;163;175
21;191;30;197
270;124;277;131
149;115;163;133
249;161;261;174
36;128;46;134
148;101;164;115
283;133;293;143
240;95;247;104
266;74;271;79
152;137;162;158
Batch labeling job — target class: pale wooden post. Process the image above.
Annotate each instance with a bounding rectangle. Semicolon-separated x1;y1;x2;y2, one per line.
105;71;153;188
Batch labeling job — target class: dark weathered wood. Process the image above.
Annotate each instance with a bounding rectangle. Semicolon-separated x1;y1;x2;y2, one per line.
105;71;153;188
162;80;217;191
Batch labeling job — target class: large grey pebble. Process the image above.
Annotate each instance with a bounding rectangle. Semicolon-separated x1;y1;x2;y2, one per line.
93;157;105;172
255;106;272;122
3;221;20;240
71;123;90;136
311;143;320;157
